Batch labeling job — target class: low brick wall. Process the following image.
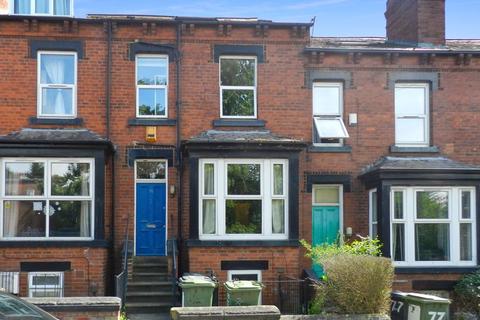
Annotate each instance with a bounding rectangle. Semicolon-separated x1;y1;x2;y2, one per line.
281;315;390;320
171;306;281;320
25;297;121;320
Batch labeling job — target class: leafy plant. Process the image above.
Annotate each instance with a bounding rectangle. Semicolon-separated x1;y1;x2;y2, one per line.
454;271;480;314
308;282;327;315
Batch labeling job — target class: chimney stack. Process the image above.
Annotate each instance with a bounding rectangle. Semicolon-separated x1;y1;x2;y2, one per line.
385;0;446;46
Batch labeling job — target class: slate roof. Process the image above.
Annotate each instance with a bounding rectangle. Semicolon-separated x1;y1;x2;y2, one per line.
186;130;305;145
0;128;111;146
307;37;480;53
361;156;480;176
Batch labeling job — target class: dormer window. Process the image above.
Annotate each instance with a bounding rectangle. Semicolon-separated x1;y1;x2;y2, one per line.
13;0;73;17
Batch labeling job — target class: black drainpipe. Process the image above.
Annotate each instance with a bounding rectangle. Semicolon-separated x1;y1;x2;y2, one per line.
105;20;117;294
175;21;183;275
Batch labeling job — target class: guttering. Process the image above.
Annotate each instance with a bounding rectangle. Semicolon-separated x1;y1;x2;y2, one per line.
304;47;480;55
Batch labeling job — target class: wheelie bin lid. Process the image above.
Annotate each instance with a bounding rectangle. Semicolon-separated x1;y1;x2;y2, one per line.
179;275;217;288
392;291;450;304
224;280;262;290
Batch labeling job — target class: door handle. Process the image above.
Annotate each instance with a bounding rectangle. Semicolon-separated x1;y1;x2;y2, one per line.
146;224;157;229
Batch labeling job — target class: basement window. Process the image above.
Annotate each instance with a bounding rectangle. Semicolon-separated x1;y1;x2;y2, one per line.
313;82;349;146
220;56;257;119
13;0;73;16
28;272;64;297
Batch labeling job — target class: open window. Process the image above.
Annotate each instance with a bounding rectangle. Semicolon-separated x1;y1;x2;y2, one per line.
313;82;349;146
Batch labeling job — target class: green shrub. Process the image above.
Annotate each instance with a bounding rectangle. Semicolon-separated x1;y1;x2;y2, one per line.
308;283;327;315
321;253;394;314
454;271;480;314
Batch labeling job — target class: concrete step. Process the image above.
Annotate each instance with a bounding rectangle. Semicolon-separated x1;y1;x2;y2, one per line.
125;302;172;314
132;256;168;264
132;264;168;274
127;313;170;320
131;272;170;282
128;281;173;293
126;291;175;304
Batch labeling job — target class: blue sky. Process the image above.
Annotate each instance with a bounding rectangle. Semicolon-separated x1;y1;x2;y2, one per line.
75;0;479;38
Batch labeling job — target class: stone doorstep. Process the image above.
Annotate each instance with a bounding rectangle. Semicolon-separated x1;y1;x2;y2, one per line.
170;305;281;320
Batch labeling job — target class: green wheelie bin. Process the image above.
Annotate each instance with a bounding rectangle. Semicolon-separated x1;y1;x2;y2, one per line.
178;275;217;307
224;280;263;306
391;291;450;320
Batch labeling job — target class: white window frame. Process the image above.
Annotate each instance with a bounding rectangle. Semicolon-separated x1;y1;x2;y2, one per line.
37;51;77;119
0;272;19;294
394;83;430;147
0;158;95;241
369;188;378;238
391;186;476;267
10;0;74;16
312;82;348;146
219;56;257;119
199;159;288;241
135;54;169;119
28;272;64;298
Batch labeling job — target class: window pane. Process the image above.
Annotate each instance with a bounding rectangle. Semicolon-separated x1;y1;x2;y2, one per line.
54;0;71;15
40;54;75;85
416;191;448;219
314;187;339;204
395;87;427;115
226;200;262;234
273;164;283;195
415;224;450;261
14;0;31;14
392;223;405;261
393;191;403;219
136;161;166;180
222;89;255;117
202;200;216;234
5;162;44;196
230;273;259;281
460;223;473;261
314;118;349;138
272;199;285;234
221;58;255;86
138;88;166;116
31;290;62;298
313;85;341;115
204;164;215;195
35;0;49;13
41;88;73;115
51;163;90;196
49;201;91;237
371;191;378;223
395;118;426;144
137;57;168;85
461;191;471;219
3;201;46;238
227;164;260;195
31;274;60;287
372;224;378;239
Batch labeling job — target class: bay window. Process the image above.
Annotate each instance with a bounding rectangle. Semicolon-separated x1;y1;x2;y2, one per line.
199;159;288;240
390;187;476;266
220;56;257;118
1;159;94;240
38;52;77;118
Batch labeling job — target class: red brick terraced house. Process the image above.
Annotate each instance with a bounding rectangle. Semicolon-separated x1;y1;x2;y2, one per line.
0;0;478;315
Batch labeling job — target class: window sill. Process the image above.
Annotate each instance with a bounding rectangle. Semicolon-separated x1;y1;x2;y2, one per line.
186;239;299;247
0;240;109;248
128;118;177;126
390;145;440;153
395;267;478;274
29;117;84;126
213;119;266;127
308;145;352;153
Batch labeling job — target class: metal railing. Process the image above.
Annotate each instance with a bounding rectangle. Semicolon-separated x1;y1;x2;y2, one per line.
168;238;179;306
115;215;132;307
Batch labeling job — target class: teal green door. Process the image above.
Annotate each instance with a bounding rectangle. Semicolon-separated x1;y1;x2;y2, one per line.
312;206;340;276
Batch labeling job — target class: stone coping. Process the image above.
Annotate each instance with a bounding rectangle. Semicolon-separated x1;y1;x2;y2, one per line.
25;297;121;312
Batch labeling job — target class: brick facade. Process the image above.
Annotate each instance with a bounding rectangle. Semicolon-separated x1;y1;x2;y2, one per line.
0;0;478;299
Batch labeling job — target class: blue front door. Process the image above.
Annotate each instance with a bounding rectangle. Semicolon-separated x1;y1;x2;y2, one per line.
136;183;166;256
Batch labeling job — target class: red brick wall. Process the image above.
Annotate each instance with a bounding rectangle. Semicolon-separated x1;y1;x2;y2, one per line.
386;0;446;45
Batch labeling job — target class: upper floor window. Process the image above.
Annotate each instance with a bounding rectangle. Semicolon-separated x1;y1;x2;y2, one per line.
199;159;288;240
1;159;94;240
395;83;430;147
38;52;77;118
13;0;73;16
136;55;168;118
312;82;349;146
220;56;257;118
